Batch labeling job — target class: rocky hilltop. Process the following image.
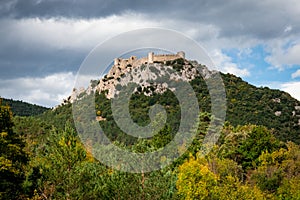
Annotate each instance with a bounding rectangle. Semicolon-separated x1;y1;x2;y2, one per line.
71;51;213;100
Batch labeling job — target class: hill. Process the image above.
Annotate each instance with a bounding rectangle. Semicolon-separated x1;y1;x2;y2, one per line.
1;97;49;116
7;52;300;199
222;73;300;143
68;53;300;144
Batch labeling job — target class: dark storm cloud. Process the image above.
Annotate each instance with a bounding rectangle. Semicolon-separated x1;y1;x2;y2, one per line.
0;43;84;79
1;0;299;40
1;0;153;18
0;0;298;79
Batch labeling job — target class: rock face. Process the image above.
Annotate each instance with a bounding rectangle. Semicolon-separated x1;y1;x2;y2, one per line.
67;87;86;104
275;111;282;116
69;51;193;102
96;52;214;99
68;51;213;100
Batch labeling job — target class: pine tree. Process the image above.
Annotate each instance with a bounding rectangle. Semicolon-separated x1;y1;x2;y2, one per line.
0;100;28;199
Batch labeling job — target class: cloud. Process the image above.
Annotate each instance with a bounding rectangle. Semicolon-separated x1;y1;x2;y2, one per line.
222;65;251;78
265;41;300;70
2;0;300;39
280;81;300;101
0;14;253;80
261;81;300;101
0;14;161;79
292;69;300;79
0;14;160;51
1;0;300;106
210;49;250;77
0;72;75;107
1;2;299;79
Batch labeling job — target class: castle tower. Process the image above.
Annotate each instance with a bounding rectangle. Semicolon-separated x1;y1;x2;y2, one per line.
148;52;154;64
177;51;185;59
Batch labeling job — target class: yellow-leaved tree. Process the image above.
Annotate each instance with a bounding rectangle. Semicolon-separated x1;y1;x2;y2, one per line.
176;155;265;200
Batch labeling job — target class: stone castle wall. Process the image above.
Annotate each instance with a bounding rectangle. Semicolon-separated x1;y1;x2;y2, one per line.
97;51;186;99
113;51;185;71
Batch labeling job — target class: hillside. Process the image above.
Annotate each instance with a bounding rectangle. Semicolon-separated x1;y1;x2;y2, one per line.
5;52;300;199
222;74;300;143
69;53;300;144
1;97;49;116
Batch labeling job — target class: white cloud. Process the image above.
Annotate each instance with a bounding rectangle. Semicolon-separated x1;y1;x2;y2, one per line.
0;13;168;53
258;81;300;101
210;49;250;77
0;72;75;107
280;81;300;101
265;41;300;70
284;25;293;33
0;13;262;55
292;69;300;79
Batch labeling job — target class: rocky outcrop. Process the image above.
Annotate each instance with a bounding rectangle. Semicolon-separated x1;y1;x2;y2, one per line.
94;59;211;99
68;52;213;102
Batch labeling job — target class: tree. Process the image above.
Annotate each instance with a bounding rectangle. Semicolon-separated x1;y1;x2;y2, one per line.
176;156;219;200
176;155;265;200
0;101;28;199
251;142;300;197
218;125;280;170
31;124;100;199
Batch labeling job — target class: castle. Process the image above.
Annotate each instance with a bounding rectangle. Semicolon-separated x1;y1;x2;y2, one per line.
108;51;185;77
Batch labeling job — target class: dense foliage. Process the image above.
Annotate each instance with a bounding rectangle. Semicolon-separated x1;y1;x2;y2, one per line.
9;110;300;199
0;101;28;199
222;74;300;143
1;59;300;199
1;98;49;116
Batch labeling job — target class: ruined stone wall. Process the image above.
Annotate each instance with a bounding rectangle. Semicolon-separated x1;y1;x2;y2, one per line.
151;51;185;63
152;54;181;62
109;51;185;77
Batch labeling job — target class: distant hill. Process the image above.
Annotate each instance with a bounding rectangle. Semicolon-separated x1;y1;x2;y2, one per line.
1;97;50;116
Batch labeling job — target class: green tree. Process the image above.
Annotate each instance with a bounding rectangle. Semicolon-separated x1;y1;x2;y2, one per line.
0;101;28;199
251;142;300;197
218;125;280;170
31;125;109;199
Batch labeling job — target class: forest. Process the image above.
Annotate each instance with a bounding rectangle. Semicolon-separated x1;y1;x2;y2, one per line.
1;60;300;199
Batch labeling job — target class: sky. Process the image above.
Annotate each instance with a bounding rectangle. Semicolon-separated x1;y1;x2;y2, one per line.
0;0;300;107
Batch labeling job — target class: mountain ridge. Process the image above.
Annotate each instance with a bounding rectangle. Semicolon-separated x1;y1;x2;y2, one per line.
1;97;50;116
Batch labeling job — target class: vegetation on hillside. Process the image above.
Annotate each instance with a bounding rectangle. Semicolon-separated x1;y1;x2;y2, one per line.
6;104;300;199
0;101;28;199
1;59;300;199
1;98;49;116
